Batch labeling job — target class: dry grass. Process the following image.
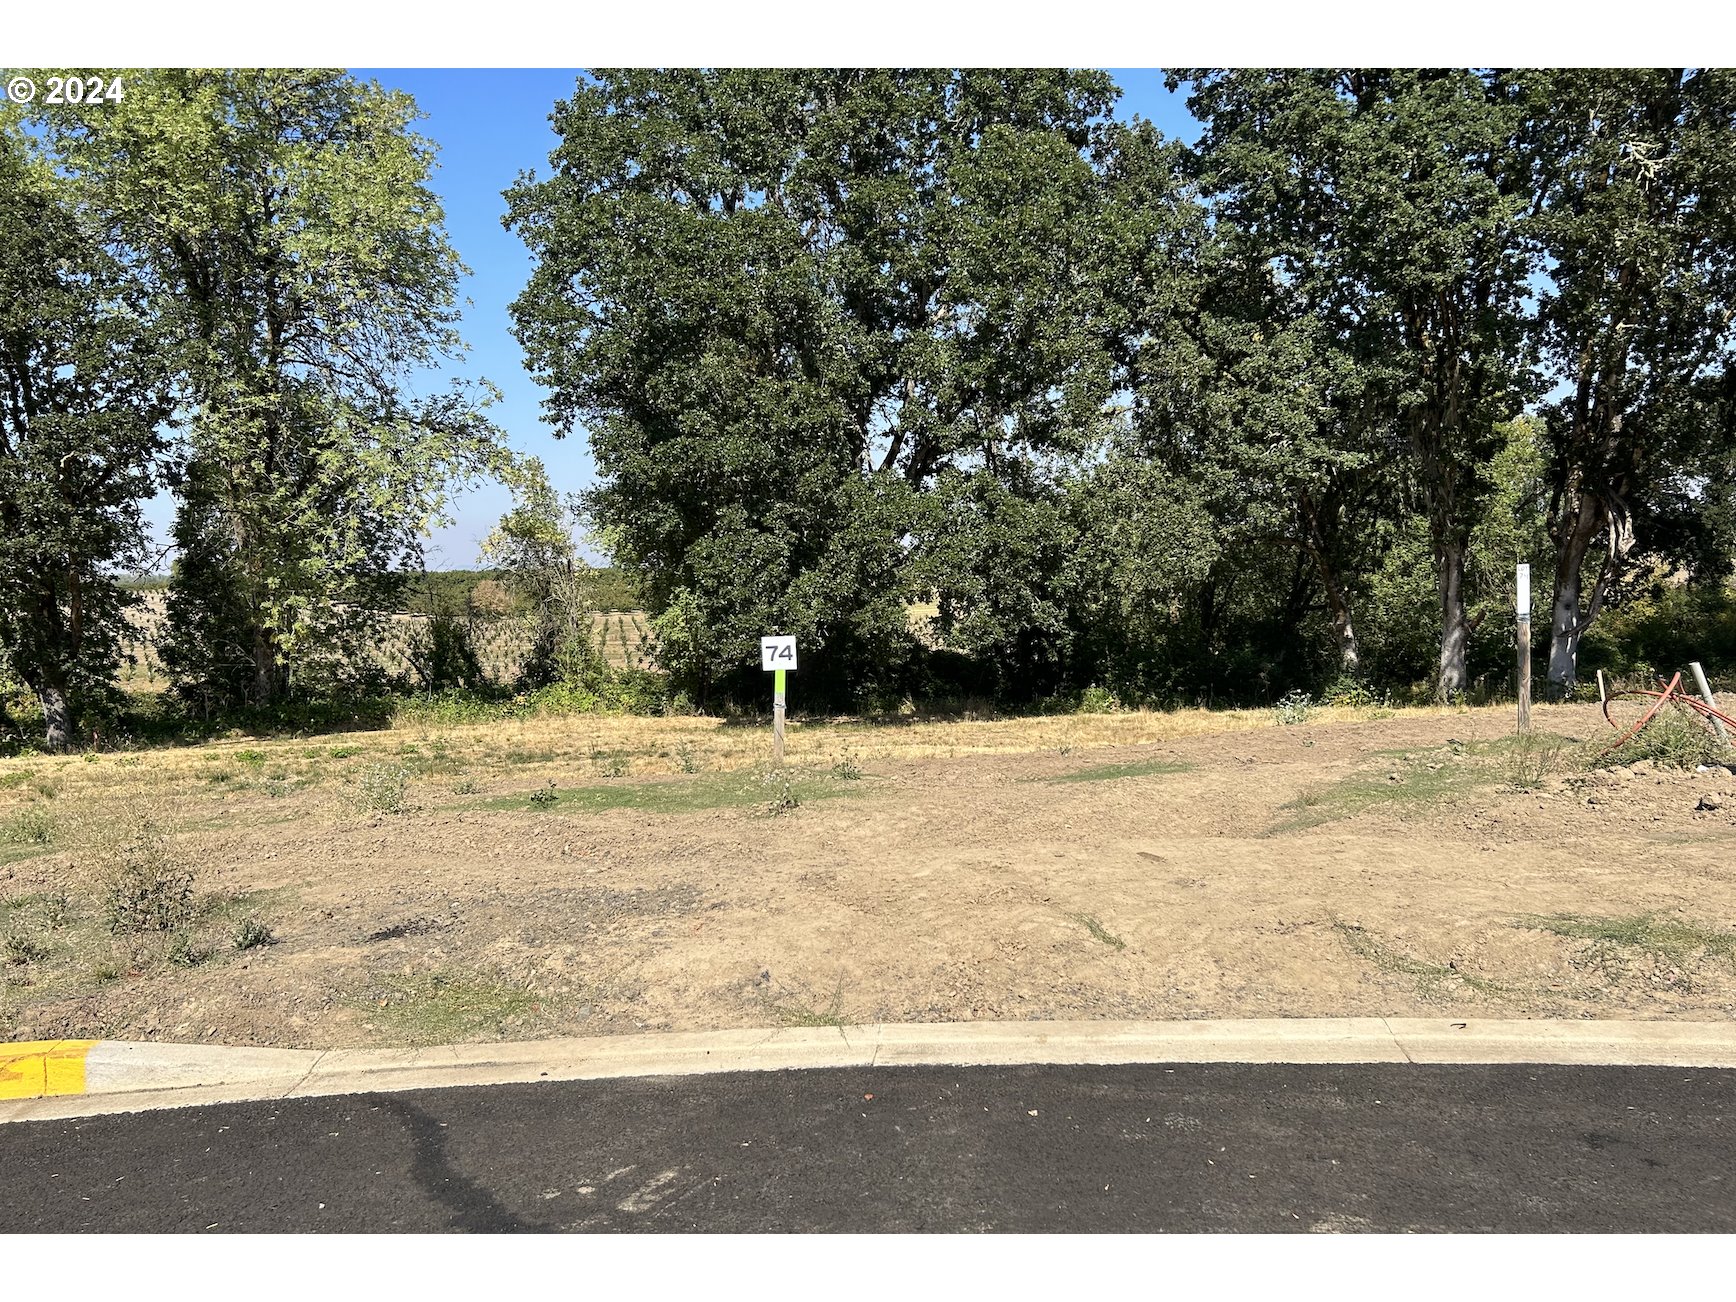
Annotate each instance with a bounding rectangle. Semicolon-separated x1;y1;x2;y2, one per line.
0;701;1457;814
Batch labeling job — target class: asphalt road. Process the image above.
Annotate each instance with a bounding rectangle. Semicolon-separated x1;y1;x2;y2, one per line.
2;1063;1732;1232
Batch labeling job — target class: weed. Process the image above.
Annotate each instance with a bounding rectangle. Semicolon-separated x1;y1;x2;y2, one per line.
1594;707;1727;771
3;808;54;846
831;756;864;781
599;755;630;778
233;917;276;951
204;767;236;785
3;934;48;965
98;809;196;934
1503;733;1563;790
115;756;143;769
529;782;559;809
1078;685;1119;714
674;741;701;774
166;934;212;968
88;963;121;984
235;749;267;769
0;769;36;790
1069;912;1126;951
763;976;848;1028
1516;913;1736;967
328;745;361;759
356;762;410;814
1332;921;1505;998
452;775;481;795
362;970;539;1044
39;892;73;929
760;768;800;815
1274;690;1315;725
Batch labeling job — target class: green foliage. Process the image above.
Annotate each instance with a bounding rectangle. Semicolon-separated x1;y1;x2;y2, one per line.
1516;913;1736;967
1596;708;1727;771
0;118;172;749
507;69;1129;710
233;917;275;951
3;933;49;965
355;762;411;814
1273;691;1315;726
46;69;508;713
98;813;197;934
3;808;54;846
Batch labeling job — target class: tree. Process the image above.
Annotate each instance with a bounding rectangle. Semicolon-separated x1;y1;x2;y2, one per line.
1501;69;1736;690
505;69;1127;707
479;458;602;690
0;117;171;749
50;69;506;710
1181;69;1537;700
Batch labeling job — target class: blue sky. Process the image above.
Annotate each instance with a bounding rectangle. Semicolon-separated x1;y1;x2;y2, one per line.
138;69;1200;569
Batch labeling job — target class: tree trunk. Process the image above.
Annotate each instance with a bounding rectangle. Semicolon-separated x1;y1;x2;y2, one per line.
1546;495;1602;693
1320;571;1361;675
250;620;282;706
38;683;73;753
1298;491;1361;675
1547;486;1631;695
1437;538;1470;703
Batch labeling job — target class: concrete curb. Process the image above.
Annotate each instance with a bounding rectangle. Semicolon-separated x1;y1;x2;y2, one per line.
5;1017;1736;1124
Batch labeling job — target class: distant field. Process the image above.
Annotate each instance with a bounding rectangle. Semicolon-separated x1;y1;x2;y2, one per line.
118;591;657;688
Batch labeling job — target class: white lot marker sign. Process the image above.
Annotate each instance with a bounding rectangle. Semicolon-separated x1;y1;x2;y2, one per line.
1517;562;1531;733
761;636;796;765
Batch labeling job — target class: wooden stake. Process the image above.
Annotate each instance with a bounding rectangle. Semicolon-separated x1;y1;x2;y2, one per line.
1517;614;1532;734
772;667;786;766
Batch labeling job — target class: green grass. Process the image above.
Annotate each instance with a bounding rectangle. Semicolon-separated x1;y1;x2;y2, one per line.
361;970;541;1044
1516;913;1736;966
1041;758;1191;784
1332;921;1507;998
476;768;858;816
762;976;848;1028
1594;707;1730;771
1068;912;1127;950
1274;734;1574;832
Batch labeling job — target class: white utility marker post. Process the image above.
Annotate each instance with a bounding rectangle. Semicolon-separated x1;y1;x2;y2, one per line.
1690;660;1731;745
760;635;797;766
1516;563;1532;734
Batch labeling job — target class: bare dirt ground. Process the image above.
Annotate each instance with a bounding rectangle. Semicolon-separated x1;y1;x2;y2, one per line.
4;701;1736;1049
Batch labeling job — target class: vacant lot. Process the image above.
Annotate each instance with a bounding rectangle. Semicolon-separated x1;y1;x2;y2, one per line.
4;701;1735;1049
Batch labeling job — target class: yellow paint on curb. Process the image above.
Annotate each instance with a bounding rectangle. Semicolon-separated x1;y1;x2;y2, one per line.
0;1041;97;1100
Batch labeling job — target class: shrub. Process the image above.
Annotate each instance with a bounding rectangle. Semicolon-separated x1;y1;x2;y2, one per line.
760;768;800;814
100;812;196;934
1321;676;1379;708
1273;690;1315;725
166;934;212;968
233;917;276;951
1503;733;1563;790
3;807;53;846
356;762;410;814
1597;707;1727;771
1078;685;1118;714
